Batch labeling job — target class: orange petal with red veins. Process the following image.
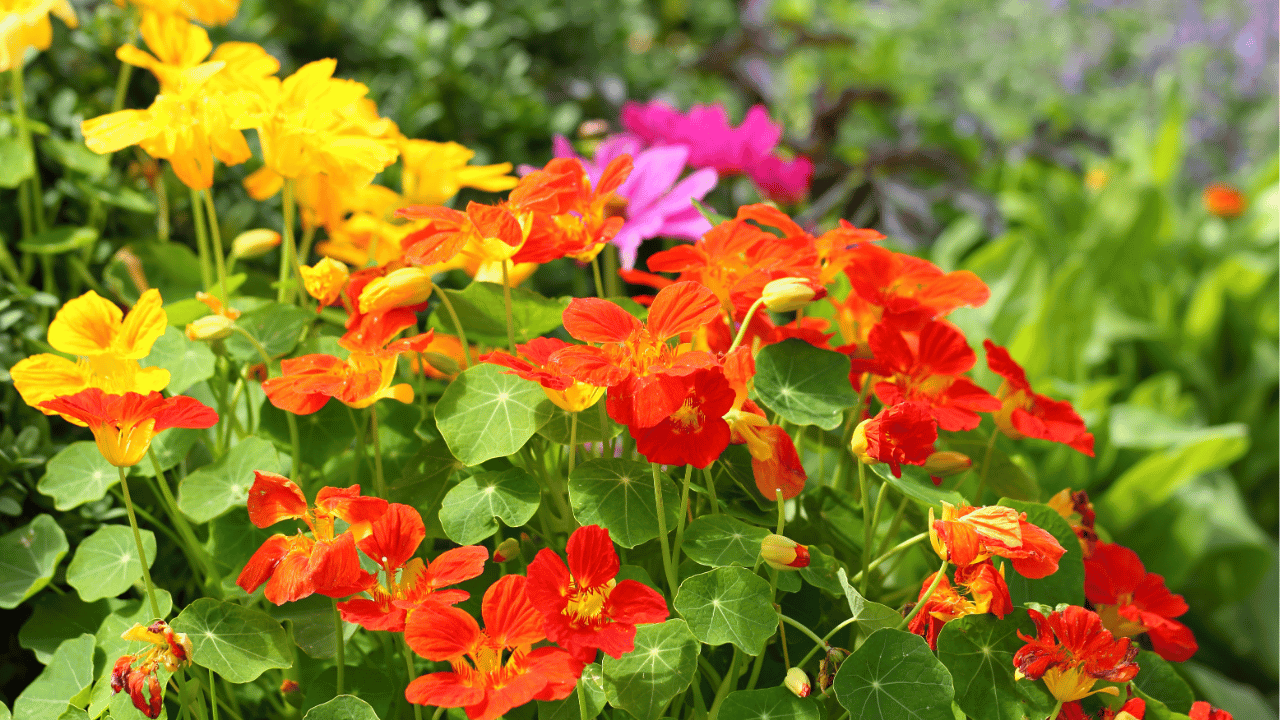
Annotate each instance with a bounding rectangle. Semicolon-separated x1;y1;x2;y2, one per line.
246;471;307;528
646;281;721;340
482;575;546;648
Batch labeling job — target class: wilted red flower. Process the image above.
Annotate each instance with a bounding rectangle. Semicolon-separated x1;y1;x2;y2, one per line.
984;340;1094;456
405;575;584;720
111;655;163;718
954;561;1012;618
526;525;668;662
1048;488;1099;559
110;620;194;718
39;388;218;467
849;401;938;477
1084;542;1197;662
929;503;1065;579
1202;184;1245;218
907;571;976;649
868;319;1000;432
1013;605;1139;703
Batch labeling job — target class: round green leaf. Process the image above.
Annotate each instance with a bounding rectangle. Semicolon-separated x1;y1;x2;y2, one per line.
171;598;292;683
429;282;570;344
0;514;69;608
720;687;822;720
130;428;202;479
303;695;380;720
141;327;216;396
12;635;95;720
997;499;1085;608
270;594;356;660
601;619;699;720
224;302;313;362
38;442;118;511
832;628;955;720
439;467;541;545
681;515;769;568
19;594;113;664
754;339;858;430
435;363;555;466
674;567;779;655
836;568;902;636
936;613;1055;720
17;226;98;254
870;463;965;509
66;525;156;602
539;405;622;445
1132;650;1195;714
568;459;679;549
178;437;281;523
304;669;393;718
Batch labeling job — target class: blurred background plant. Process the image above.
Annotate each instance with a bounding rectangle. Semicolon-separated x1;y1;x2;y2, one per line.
1;0;1275;715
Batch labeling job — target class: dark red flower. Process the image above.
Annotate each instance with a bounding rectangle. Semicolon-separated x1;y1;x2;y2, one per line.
1084;542;1197;662
1013;606;1139;703
849;401;938;477
1189;702;1233;720
631;366;734;468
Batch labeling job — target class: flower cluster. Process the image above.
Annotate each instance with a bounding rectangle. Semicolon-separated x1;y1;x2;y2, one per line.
110;621;194;718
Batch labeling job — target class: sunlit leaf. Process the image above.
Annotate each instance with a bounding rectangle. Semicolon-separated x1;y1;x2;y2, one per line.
674;566;778;655
171;598;292;683
37;443;117;511
601;619;698;720
178;437;281;523
435;363;555;466
754;339;858;430
936;613;1055;720
832;628;955;720
65;525;156;602
0;514;68;608
568;459;679;549
439;467;540;544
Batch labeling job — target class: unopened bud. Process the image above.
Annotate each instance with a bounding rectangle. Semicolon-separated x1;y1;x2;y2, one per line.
849;420;875;464
299;257;349;307
231;229;282;259
760;534;810;571
761;277;826;313
817;647;849;692
358;266;433;314
784;667;810;698
494;537;520;563
185;314;234;341
922;451;970;477
280;679;300;695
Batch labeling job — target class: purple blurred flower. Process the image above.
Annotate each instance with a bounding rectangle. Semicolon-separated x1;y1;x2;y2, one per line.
552;134;719;270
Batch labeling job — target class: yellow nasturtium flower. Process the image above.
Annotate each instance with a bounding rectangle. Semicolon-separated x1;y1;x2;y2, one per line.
10;290;171;420
115;11;211;90
399;139;518;205
0;0;77;72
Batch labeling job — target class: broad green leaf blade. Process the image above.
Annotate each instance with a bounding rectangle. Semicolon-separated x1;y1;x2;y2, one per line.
260;400;357;468
943;437;1038;502
568;459;679;549
303;668;394;719
18;594;113;664
37;443;118;511
129;428;201;479
997;499;1085;608
935;613;1055;720
832;628;955;720
303;695;379;720
836;568;900;636
439;468;541;545
429;282;570;344
674;567;779;655
0;514;69;608
539;405;621;445
65;525;156;602
720;687;822;720
12;634;95;720
799;545;845;596
754;339;857;430
601;619;699;720
171;598;292;683
870;463;965;509
681;515;768;568
435;363;555;466
0;130;34;187
17;226;98;254
1132;650;1194;714
389;438;463;540
270;594;355;660
178;437;281;523
225;302;314;362
141;327;216;396
538;663;605;720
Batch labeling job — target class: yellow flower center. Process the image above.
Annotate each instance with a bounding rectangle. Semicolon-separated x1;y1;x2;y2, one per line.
565;579;615;625
90;418;158;468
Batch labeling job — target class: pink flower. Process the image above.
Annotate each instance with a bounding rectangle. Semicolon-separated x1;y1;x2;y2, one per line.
748;154;814;205
621;101;782;175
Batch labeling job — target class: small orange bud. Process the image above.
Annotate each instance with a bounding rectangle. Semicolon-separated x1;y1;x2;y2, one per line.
922;451;971;484
231;229;282;259
280;679;300;695
784;667;811;698
760;534;810;571
761;277;826;313
493;537;520;563
299;257;349;307
358;266;433;314
185;314;234;341
1203;183;1245;218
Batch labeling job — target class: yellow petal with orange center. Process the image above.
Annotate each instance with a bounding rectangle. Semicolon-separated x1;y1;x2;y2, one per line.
47;290;124;355
9;354;90;415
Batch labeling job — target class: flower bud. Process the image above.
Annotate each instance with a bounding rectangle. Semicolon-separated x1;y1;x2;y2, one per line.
231;229;282;259
784;667;811;698
760;534;810;571
358;266;434;314
280;679;300;695
817;647;848;692
922;451;971;477
185;314;234;342
848;419;875;464
493;537;520;564
299;257;349;307
761;277;826;313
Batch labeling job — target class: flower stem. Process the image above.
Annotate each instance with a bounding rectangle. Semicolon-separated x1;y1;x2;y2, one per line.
190;187;214;291
400;636;423;720
706;647;740;720
10;65;44;234
727;297;766;353
795;617;857;669
650;462;679;595
147;449;219;592
369;406;387;499
673;465;693;562
973;429;999;504
277;179;297;303
500;261;516;352
591;256;606;299
208;667;220;720
333;599;345;695
202;190;230;303
117;466;162;620
567;412;578;474
848;532;928;585
897;560;949;631
862;479;888;596
349;407;365;488
434;287;473;367
1047;700;1063;720
858;462;875;595
702;466;719;514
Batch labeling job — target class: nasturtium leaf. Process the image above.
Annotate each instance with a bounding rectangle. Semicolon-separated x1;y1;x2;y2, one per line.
1132;650;1195;714
17;226;98;254
12;634;95;720
141;326;216;396
37;442;117;511
206;512;273;594
171;598;292;683
538;663;605;720
601;619;699;720
435;363;555;466
390;438;462;540
832;628;955;720
0;702;8;720
225;302;313;362
681;515;769;568
66;525;156;602
18;594;113;664
178;437;281;523
935;613;1055;720
799;545;846;596
270;594;356;660
303;669;394;718
0;130;34;187
674;566;779;655
943;436;1038;501
754;339;857;430
430;282;570;344
260;399;357;467
568;459;679;549
836;568;901;636
105;242;202;307
129;427;201;479
720;686;822;720
870;463;965;509
997;499;1085;608
0;514;69;608
539;404;622;445
303;694;380;720
439;467;541;545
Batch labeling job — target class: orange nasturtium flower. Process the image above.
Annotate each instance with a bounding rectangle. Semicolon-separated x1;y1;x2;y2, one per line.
237;471;388;605
482;337;606;413
722;346;807;500
299;257;350;309
11;289;170;420
399;138;519;206
984;340;1095;456
116;0;242;26
929;502;1066;579
262;331;435;414
115;11;213;90
1013;605;1139;703
39;388;218;467
0;0;77;72
1202;183;1246;218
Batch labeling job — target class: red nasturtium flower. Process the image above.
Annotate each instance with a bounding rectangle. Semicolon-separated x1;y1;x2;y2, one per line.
39;388;218;467
263;331;435;414
1189;701;1234;720
405;574;584;720
929;503;1066;579
954;561;1013;618
1084;542;1197;662
867;319;1000;432
1202;183;1245;218
630;365;734;468
338;503;488;632
1013;605;1140;703
1059;698;1146;720
513;156;632;264
907;571;977;649
984;340;1095;456
848;401;938;477
482;337;606;413
237;472;388;604
722;347;806;499
526;525;669;662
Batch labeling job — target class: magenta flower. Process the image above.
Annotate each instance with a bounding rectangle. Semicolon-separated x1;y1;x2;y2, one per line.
748;154;814;205
552;134;718;270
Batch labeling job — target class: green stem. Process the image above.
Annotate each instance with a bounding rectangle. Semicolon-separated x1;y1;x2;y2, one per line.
848;532;928;586
349;407;365;488
190;186;214;290
897;560;949;631
727;296;766;353
1047;699;1063;720
973;429;999;504
875;495;911;558
858;462;874;595
369;406;387;499
333;599;345;695
862;479;888;595
117;467;162;620
702;467;719;514
155;169;169;241
434;287;473;367
400;636;423;720
297;224;316;269
604;244;620;298
500;261;516;352
779;615;827;650
277;179;297;303
208;668;220;720
650;462;679;594
286;412;302;483
706;648;740;720
673;465;693;562
795;617;857;670
567;412;578;474
590;256;606;299
11;66;44;234
202;190;230;303
775;488;786;536
147;449;219;590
